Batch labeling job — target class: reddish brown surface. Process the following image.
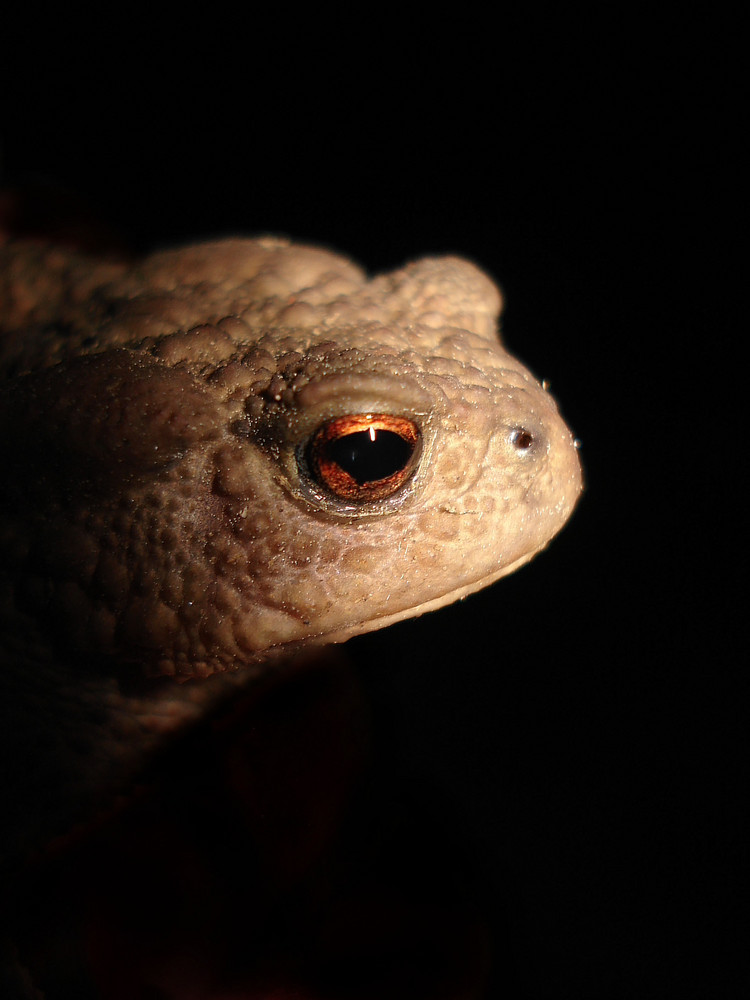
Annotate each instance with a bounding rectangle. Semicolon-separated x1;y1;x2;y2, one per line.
0;181;130;256
15;659;490;999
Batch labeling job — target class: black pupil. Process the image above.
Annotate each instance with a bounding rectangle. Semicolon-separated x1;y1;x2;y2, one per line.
325;430;412;485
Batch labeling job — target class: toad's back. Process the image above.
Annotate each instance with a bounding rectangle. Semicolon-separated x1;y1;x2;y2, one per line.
0;237;582;860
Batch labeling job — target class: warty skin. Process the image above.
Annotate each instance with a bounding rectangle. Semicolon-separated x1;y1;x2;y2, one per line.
0;236;582;864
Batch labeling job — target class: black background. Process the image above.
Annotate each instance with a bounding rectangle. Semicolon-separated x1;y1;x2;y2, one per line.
1;13;741;999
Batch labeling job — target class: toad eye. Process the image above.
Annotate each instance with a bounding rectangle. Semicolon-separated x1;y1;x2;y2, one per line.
303;414;421;502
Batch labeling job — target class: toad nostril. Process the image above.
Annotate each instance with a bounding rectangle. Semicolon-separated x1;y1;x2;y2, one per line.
510;428;535;451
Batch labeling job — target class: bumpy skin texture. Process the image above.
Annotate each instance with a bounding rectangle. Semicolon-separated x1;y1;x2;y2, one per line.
0;237;582;863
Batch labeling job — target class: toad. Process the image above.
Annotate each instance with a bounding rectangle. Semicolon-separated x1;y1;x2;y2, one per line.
0;236;581;871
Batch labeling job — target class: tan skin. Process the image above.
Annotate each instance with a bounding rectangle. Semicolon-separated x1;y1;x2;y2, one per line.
1;238;582;997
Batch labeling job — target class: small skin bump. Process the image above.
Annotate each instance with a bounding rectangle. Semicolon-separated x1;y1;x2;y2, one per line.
339;545;385;574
